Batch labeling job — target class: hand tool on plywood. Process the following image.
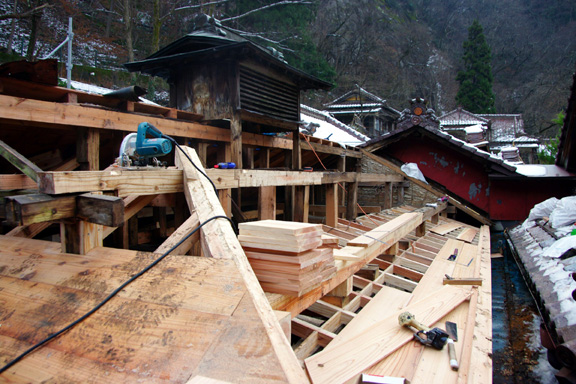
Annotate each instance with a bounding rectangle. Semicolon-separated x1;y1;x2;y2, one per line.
445;320;460;371
398;311;448;350
447;248;458;261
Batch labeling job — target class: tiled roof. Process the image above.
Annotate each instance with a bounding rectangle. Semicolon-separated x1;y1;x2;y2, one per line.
439;108;490;126
361;123;519;174
300;104;369;145
324;87;385;106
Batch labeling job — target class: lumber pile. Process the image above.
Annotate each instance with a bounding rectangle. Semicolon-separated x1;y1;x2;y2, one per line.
239;220;336;296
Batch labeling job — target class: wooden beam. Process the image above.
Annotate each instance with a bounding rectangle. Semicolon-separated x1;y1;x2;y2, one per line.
301;139;362;158
103;194;156;238
154;212;200;256
0;94;294;149
267;207;445;316
5;193;123;227
76;193;124;227
0;174;37;190
38;169;183;197
0;139;42;182
5;193;75;226
174;146;309;383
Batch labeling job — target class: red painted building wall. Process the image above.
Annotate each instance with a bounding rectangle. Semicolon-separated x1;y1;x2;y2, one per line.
384;138;575;221
386;139;491;212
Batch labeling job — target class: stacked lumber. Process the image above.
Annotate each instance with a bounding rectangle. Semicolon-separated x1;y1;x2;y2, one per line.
239;220;336;296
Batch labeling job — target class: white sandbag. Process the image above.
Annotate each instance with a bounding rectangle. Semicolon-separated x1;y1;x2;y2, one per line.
401;163;427;184
527;197;558;221
550;196;576;228
541;235;576;258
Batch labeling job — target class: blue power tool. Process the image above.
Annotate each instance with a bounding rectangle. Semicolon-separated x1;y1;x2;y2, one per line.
118;122;173;167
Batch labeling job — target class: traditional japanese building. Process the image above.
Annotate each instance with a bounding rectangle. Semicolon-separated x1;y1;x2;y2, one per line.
323;87;400;139
125;14;331;169
440;107;540;163
363;99;575;224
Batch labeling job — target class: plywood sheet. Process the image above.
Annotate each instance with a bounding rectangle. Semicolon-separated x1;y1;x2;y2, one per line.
0;235;301;383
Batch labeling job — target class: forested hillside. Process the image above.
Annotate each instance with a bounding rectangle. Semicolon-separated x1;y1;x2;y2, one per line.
0;0;574;137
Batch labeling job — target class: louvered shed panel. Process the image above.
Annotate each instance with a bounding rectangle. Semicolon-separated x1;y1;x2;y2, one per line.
239;66;299;122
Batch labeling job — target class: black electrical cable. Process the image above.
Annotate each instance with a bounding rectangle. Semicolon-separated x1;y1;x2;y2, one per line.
163;136;219;195
0;135;235;375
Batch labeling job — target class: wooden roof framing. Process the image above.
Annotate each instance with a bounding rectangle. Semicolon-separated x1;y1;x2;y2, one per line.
0;73;492;382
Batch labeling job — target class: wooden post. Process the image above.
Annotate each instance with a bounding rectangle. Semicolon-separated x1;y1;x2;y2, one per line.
416;221;426;237
128;215;139;248
346;178;358;221
324;277;352;308
258;186;276;220
217;143;233;218
303;185;310;223
61;219;103;254
197;142;209;168
77;127;100;171
284;151;293;221
230;113;242;169
219;190;232;217
293;186;305;222
154;207;167;238
326;183;338;227
292;131;301;170
337;155;346;203
244;147;255;169
397;183;405;205
260;147;270;168
431;212;439;224
383;182;393;209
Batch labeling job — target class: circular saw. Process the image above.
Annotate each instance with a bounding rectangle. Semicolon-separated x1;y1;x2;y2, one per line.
118;122;173;167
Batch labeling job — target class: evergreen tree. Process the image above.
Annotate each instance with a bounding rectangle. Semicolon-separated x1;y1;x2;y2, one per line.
455;20;495;113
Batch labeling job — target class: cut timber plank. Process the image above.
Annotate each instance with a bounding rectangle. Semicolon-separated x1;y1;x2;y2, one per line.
304;286;471;384
175;146;308;383
240;219;321;236
239;234;322;254
430;222;463;236
348;213;421;248
457;227;478;243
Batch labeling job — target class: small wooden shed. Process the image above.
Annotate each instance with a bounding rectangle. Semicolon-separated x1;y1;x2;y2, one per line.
125;14;331;169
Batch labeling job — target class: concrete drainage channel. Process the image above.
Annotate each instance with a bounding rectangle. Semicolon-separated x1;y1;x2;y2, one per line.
492;244;557;383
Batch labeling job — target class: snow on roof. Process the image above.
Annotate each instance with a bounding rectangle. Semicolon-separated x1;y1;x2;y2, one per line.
515;165;548;176
464;124;485;134
300;104;369;147
329;107;383;114
326;103;382;109
65;79;159;105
